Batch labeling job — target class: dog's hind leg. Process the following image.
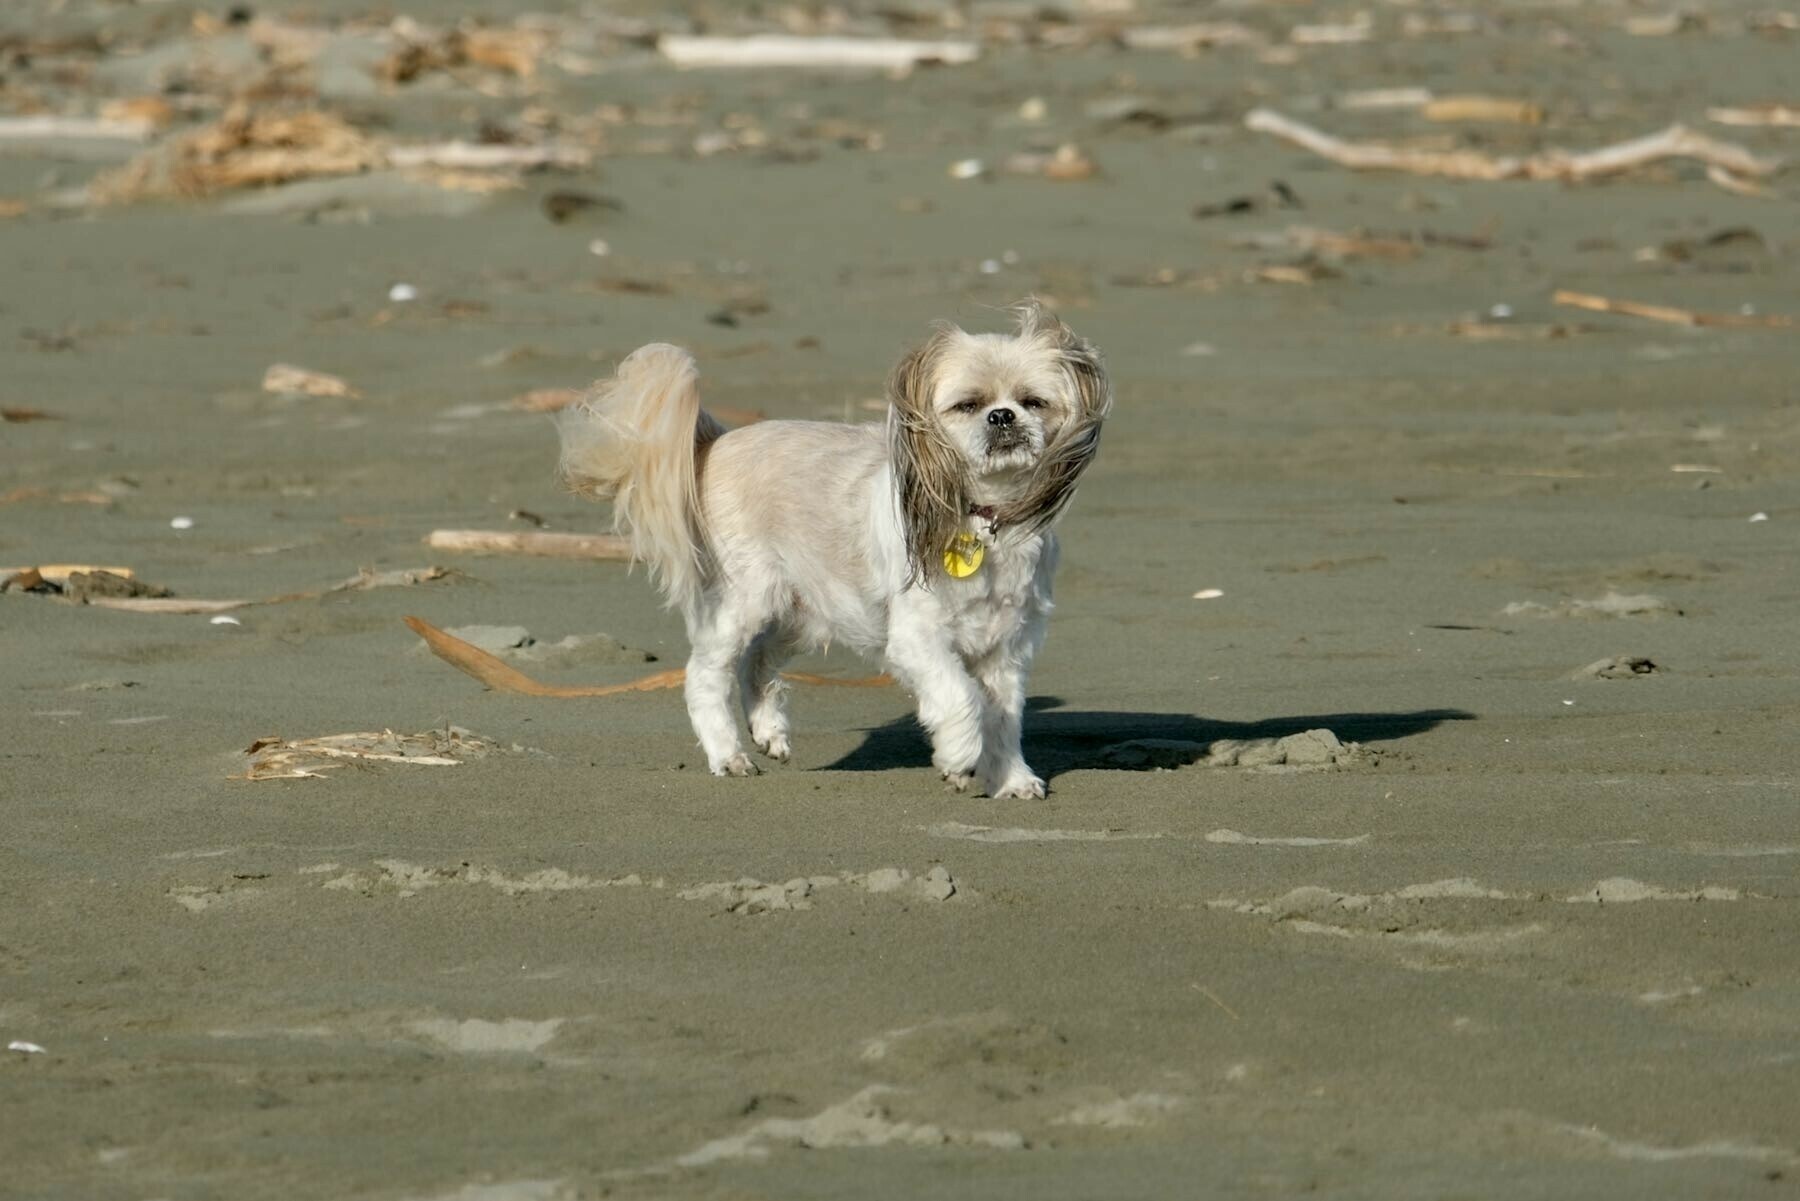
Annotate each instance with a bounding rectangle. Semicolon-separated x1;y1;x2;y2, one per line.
739;628;796;762
685;603;763;777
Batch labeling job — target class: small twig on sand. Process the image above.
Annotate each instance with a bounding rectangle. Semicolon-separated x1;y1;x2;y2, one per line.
658;34;978;70
385;142;591;171
1708;104;1800;128
404;616;893;696
1245;108;1786;182
1552;289;1797;329
423;529;633;559
0;115;159;142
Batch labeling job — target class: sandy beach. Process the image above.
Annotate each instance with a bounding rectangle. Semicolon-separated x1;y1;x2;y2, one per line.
4;1;1799;1196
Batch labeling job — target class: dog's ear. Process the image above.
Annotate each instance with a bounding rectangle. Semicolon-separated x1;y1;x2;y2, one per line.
995;305;1112;532
887;325;966;583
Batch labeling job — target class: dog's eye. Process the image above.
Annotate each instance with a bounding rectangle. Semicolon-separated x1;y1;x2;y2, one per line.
1018;395;1047;410
951;397;983;414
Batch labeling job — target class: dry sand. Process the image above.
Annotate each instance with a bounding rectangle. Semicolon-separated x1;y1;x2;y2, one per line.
3;1;1799;1197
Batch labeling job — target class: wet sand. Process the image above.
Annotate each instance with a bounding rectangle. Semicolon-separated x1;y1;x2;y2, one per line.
4;2;1799;1197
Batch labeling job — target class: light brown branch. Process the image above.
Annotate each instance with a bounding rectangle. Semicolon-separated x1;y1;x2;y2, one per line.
423;529;633;559
1553;289;1797;329
1245;108;1786;182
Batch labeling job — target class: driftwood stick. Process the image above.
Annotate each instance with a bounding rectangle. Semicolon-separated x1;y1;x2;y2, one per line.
1552;289;1797;329
659;35;978;69
0;115;158;142
386;142;591;171
1245;109;1786;182
404;616;894;696
423;529;633;559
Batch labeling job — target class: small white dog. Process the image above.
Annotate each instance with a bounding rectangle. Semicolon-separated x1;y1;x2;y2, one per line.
558;302;1110;798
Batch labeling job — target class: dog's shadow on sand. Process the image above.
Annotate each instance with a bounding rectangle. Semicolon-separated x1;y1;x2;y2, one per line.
822;699;1474;781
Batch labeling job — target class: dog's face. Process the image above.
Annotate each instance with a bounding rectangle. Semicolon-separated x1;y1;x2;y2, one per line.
888;302;1111;579
927;333;1077;476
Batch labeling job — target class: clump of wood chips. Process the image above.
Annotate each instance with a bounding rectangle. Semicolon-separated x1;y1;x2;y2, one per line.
238;726;506;781
91;105;384;203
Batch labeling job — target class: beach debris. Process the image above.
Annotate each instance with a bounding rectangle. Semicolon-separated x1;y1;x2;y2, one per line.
1708;103;1800;128
1192;588;1225;600
237;726;505;781
948;158;987;181
1119;23;1263;52
1749;512;1770;523
1249;262;1339;286
1338;87;1436;111
387;283;418;303
423;529;633;560
1089;729;1362;771
4;561;450;613
405;616;891;698
378;26;550;84
542;190;622;224
1437;321;1589;341
1003;144;1098;181
7;1040;46;1055
0;115;159;142
1245;109;1784;183
659;35;978;70
1704;166;1773;198
65;570;171;602
91;107;384;203
327;565;455;593
210;616;242;626
1193;180;1301;219
419;624;656;666
385;142;589;171
1571;655;1659;680
323;859;653;897
1566;878;1740;904
263;363;361;398
86;104;588;206
169;516;195;531
677;866;957;915
1231;226;1420;261
1290;15;1373;44
1503;592;1681;619
0;485;113;507
3;564;147;596
1;407;58;423
1206;829;1370;847
1552;290;1797;330
1422;96;1545;125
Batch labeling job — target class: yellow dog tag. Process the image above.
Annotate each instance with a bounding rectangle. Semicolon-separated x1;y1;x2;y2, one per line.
943;532;985;578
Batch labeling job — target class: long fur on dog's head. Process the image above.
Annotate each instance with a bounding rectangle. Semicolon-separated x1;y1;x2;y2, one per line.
888;301;1111;582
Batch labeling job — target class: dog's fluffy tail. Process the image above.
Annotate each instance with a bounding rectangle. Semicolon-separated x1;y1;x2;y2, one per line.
557;344;725;615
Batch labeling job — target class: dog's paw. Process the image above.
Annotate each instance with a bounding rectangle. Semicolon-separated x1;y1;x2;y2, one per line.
941;769;976;794
754;733;792;762
988;772;1047;800
716;752;761;778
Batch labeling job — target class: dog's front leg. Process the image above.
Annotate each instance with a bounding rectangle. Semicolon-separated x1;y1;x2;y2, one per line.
885;609;986;791
974;646;1045;800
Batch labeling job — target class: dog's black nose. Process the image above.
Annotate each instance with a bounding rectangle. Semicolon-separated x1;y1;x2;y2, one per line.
988;408;1016;427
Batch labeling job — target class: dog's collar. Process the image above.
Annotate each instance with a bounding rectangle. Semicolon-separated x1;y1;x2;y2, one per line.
944;505;999;579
